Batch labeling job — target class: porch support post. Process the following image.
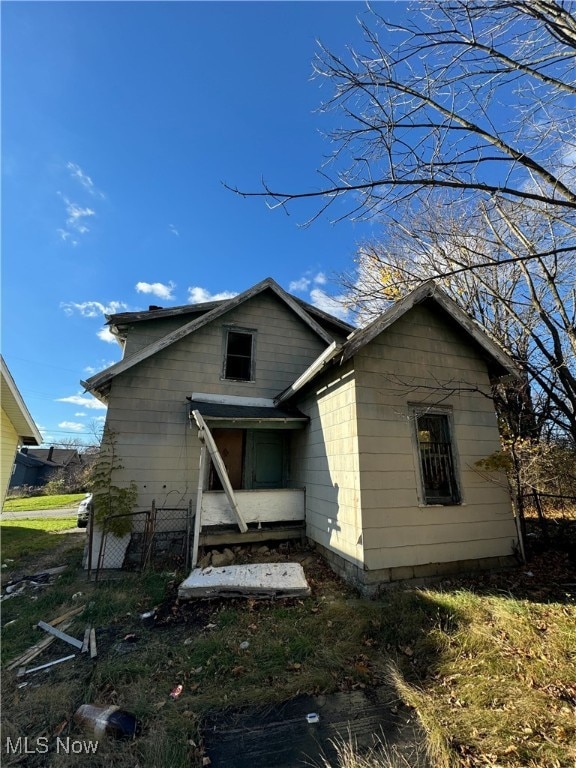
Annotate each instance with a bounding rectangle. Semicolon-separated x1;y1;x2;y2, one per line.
191;444;207;568
191;409;248;533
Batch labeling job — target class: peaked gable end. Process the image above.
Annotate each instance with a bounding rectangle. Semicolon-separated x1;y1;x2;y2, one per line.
276;281;519;405
83;278;336;397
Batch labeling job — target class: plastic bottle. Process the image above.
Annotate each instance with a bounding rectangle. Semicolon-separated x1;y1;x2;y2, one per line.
73;704;139;739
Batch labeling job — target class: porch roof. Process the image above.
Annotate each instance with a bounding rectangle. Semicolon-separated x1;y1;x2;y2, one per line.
188;399;308;425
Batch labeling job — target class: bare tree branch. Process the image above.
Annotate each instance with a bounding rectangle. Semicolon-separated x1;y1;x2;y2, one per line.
229;0;576;229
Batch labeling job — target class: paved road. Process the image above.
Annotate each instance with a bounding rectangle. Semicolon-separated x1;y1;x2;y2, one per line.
0;507;77;519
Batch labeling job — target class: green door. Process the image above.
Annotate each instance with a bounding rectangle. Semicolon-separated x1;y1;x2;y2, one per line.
246;432;287;489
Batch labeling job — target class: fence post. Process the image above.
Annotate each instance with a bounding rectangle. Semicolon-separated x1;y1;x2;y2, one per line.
141;500;156;571
87;502;94;581
532;491;549;543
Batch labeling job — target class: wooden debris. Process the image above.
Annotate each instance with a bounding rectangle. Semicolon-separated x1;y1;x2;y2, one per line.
49;605;85;626
42;565;68;576
90;628;97;659
37;621;83;650
82;626;91;653
7;606;87;672
17;654;76;677
7;620;73;670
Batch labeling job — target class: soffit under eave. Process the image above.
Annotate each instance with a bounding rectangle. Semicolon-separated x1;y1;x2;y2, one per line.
1;378;42;445
80;380;110;406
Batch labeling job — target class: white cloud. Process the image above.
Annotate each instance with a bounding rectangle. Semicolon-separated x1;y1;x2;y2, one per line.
60;194;95;231
288;271;350;321
93;415;107;423
56;394;107;410
58;421;86;432
135;281;176;301
97;327;118;344
187;287;238;304
289;277;311;292
309;288;350;322
289;272;327;293
55;163;105;245
169;224;179;236
61;300;128;318
57;228;78;246
57;191;96;244
67;162;105;198
83;359;117;376
74;412;87;417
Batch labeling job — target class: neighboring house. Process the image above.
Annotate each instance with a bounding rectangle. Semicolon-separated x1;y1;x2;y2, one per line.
1;356;42;503
10;446;84;489
82;278;520;592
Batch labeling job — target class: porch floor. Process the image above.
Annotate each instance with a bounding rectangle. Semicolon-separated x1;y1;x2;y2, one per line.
199;521;305;547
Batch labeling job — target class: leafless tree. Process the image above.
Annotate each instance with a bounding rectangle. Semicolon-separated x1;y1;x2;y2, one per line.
230;1;576;245
229;0;576;441
339;196;575;443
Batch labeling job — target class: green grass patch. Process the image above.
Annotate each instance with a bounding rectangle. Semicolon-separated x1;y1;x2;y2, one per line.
2;493;86;512
1;517;80;560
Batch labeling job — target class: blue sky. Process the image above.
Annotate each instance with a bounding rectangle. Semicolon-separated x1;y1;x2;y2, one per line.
2;1;407;447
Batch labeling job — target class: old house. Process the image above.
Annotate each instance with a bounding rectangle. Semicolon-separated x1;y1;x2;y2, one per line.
82;278;520;592
1;356;42;503
10;446;84;490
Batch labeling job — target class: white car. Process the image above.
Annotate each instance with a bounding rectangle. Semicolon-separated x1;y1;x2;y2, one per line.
77;494;93;528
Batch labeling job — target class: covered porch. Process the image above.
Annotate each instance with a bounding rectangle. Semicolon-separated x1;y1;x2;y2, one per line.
189;394;309;563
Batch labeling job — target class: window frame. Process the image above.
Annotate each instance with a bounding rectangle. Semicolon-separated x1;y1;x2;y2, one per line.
221;326;256;383
411;406;461;506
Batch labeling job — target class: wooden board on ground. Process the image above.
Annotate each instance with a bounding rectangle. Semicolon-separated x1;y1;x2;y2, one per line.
37;621;84;649
7;621;74;671
178;563;311;599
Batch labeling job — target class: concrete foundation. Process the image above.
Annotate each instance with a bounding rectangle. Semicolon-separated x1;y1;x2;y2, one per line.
313;541;518;596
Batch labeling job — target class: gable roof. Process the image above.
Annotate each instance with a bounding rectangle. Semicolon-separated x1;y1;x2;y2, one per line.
106;292;354;341
107;299;222;337
275;281;521;404
1;356;42;445
83;278;343;397
25;448;81;467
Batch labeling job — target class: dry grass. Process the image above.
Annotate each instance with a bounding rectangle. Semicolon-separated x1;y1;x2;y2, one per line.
316;731;427;768
386;577;576;768
1;536;575;768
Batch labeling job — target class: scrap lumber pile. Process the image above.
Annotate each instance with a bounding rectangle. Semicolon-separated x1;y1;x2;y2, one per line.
7;605;97;678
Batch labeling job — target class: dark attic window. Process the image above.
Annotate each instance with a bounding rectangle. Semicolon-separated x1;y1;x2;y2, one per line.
224;329;254;381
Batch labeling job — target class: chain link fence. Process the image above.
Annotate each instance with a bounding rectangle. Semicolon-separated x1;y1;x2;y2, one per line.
87;500;193;581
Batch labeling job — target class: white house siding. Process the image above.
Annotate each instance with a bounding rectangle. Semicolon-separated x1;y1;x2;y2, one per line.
354;302;517;572
1;407;18;503
291;361;364;567
103;291;328;514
